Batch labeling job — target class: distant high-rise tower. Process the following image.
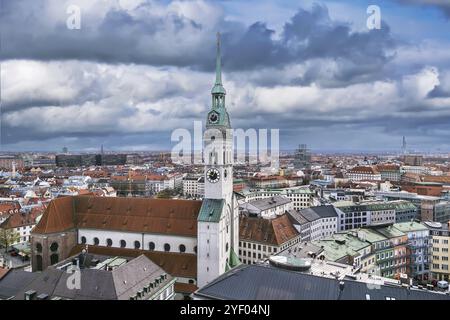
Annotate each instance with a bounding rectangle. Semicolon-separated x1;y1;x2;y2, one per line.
101;144;104;155
62;146;68;154
294;144;311;170
402;136;407;155
11;161;16;179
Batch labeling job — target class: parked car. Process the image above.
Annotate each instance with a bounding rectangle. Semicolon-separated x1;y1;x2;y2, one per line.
437;281;449;290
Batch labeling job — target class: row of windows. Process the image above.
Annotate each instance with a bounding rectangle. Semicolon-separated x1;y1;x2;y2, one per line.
80;236;193;253
240;251;265;260
432;256;449;261
35;242;58;253
240;242;274;252
16;226;33;231
432;264;449;270
433;247;449;253
433;239;449;244
379;259;406;269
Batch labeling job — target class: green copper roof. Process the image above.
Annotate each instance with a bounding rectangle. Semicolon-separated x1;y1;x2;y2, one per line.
313;233;371;262
347;229;386;243
393;221;428;233
375;225;406;238
226;247;241;272
198;198;224;223
212;32;226;95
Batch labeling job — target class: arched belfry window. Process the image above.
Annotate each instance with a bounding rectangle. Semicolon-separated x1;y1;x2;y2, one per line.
50;242;58;252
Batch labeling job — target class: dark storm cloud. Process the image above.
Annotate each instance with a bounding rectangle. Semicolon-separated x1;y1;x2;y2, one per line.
0;1;205;67
1;1;395;86
396;0;450;18
428;85;450;98
214;4;396;86
428;87;450;98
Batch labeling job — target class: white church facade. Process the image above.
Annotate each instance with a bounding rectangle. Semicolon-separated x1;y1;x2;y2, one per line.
30;33;239;293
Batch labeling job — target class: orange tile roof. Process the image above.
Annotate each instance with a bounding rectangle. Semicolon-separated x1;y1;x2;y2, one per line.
33;196;202;237
422;176;450;184
348;166;379;174
1;207;43;229
377;164;400;171
0;203;20;215
32;196;75;234
175;282;198;294
239;214;299;246
0;267;10;280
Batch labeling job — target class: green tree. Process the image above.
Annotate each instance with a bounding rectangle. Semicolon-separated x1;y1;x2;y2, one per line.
156;188;175;199
0;228;20;252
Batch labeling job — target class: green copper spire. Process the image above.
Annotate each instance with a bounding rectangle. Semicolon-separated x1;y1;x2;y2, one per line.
207;32;231;128
215;32;222;85
211;32;226;96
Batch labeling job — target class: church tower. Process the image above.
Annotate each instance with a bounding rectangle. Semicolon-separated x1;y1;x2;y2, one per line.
197;33;239;288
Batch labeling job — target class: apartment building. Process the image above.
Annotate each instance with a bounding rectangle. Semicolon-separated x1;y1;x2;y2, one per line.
390;201;419;223
294;206;339;240
377;164;402;182
425;221;450;282
239;186;313;210
346;166;381;182
401;166;429;175
239;196;293;219
0;208;43;244
182;175;204;198
146;174;183;194
334;201;396;231
239;214;301;265
394;221;430;282
372;226;409;278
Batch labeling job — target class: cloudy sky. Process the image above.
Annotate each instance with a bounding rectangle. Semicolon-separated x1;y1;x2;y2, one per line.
1;0;450;153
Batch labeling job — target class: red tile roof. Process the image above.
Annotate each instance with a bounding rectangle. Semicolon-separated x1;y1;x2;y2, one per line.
175;282;198;294
239;214;299;246
32;196;75;234
0;267;10;280
69;244;197;279
33;196;202;237
1;208;43;229
377;164;400;171
348;166;379;174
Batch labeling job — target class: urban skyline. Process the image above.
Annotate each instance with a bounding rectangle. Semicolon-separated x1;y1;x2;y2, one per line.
1;1;450;304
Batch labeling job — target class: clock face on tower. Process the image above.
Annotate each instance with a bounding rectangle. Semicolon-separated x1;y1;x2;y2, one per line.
209;112;219;124
206;168;220;183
